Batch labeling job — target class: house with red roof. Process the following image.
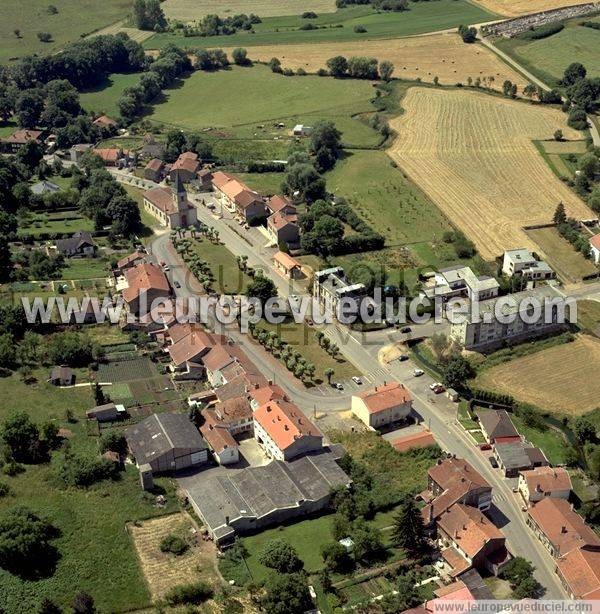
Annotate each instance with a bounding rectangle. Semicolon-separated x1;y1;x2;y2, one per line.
272;251;302;279
518;466;571;504
556;545;600;599
253;399;323;461
144;158;165;182
122;262;171;315
351;381;413;429
170;151;201;182
0;129;44;153
267;210;300;248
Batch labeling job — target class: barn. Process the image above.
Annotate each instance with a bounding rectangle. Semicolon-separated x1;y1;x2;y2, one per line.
125;413;208;474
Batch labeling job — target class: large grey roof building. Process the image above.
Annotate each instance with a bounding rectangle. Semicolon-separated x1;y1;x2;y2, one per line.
183;448;351;545
126;412;208;474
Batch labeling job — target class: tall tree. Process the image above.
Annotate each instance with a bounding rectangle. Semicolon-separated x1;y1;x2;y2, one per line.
391;498;426;554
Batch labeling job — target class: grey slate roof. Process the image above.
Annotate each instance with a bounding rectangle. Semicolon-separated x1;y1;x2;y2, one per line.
126;412;207;465
495;440;547;472
188;449;350;540
55;231;95;254
31;180;61;195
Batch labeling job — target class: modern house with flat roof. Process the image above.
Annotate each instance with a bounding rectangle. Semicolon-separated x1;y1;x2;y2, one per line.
502;249;555;280
421;265;499;306
313;267;367;319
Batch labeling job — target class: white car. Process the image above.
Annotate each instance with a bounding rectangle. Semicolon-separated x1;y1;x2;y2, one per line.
429;382;443;390
352;376;362;385
414;369;424;377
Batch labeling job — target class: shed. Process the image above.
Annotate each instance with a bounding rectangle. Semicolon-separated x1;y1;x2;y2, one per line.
86;402;126;422
125;412;208;474
446;388;459;402
48;366;74;386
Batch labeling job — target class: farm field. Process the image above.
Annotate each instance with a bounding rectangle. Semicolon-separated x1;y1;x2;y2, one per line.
79;72;142;117
0;0;132;63
475;335;600;415
148;65;380;147
388;87;591;260
231;33;526;89
473;0;586;16
526;226;598;283
325;150;451;245
144;0;496;50
576;300;600;337
163;0;336;19
497;19;600;85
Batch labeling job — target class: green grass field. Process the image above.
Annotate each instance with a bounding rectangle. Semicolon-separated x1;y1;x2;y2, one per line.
325;150;452;245
59;258;108;280
236;172;285;194
17;211;94;238
145;0;496;50
511;415;568;466
0;0;132;63
79;73;142;117
192;239;253;294
147;65;380;147
496;18;600;86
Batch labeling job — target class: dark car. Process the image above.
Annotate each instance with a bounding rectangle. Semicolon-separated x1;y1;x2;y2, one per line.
400;326;412;334
173;280;181;289
489;456;498;468
398;354;409;362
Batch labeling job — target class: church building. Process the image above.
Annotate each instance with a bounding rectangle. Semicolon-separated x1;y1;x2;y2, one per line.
142;175;197;229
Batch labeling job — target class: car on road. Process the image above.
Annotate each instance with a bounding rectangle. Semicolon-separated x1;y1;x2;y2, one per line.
400;326;412;333
173;281;181;289
335;382;344;390
413;369;424;377
489;457;498;468
352;376;362;385
163;265;170;272
430;383;446;394
398;354;409;362
290;294;298;301
479;443;491;451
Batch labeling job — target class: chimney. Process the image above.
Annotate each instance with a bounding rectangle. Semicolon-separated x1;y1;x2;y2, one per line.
454;529;459;539
225;516;230;525
428;505;434;524
561;526;567;534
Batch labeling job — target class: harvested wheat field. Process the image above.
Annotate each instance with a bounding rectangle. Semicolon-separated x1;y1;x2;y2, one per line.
388;87;591;260
231;33;526;89
476;335;600;415
91;21;156;43
472;0;586;16
129;512;219;602
162;0;336;20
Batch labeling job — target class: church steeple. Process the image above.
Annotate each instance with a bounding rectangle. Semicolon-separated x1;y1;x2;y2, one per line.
172;173;186;212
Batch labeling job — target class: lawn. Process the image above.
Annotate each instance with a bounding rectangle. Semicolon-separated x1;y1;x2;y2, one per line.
496;18;600;86
210;137;297;165
576;300;600;337
122;184;160;233
511;415;568;466
526;226;598;284
145;0;496;50
534;139;588;180
458;401;479;430
325;149;452;245
59;258;109;280
236;172;285;195
18;211;95;238
79;72;143;117
191;238;253;295
147;65;380;148
254;318;359;382
0;0;132;63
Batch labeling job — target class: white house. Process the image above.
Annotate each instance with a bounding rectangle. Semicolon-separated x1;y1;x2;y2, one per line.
590;234;600;264
351;382;413;429
518;466;572;504
502;249;555;280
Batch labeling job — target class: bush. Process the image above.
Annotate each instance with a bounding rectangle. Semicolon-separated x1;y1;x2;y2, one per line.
57;452;117;487
519;22;563;40
353;25;367;33
165;582;213;605
0;482;10;497
160;534;188;555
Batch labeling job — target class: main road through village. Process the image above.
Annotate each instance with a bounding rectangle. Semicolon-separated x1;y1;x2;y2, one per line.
108;168;575;598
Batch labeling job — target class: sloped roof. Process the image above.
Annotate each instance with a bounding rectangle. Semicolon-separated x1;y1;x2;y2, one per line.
2;129;43;144
168;327;214;367
273;251;301;270
249;384;287;406
438;503;504;558
267;194;295;214
557;546;600;599
117;251;146;269
253;400;322;452
123;262;170;304
145;158;164;172
55;231;95;254
520;466;572;496
355;381;412;414
125;412;207;465
476;409;519;441
392;430;436;453
590;235;600;250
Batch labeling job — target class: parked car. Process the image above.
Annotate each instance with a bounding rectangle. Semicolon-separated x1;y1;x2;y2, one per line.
173;280;181;289
335;382;344;390
413;369;424;377
352;376;362;385
489;457;498;468
479;443;491;451
433;384;446;394
400;326;412;334
398;354;409;362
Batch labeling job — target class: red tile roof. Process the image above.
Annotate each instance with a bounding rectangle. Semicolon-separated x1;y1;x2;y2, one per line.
520;466;572;496
168;326;215;367
528;498;600;556
392;430;436;453
590;234;600;250
267;195;295;214
145;158;164;172
355;381;412;414
211;170;235;190
235;189;263;210
214;396;252;424
2;129;43;144
273;251;301;270
557;546;600;598
269;210;298;230
93;148;122;163
122;263;170;304
438;503;504;559
93;115;117;128
249;384;287;406
202;344;235;372
200;412;238;454
171;152;200;173
253;400;322;452
117;251;145;270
